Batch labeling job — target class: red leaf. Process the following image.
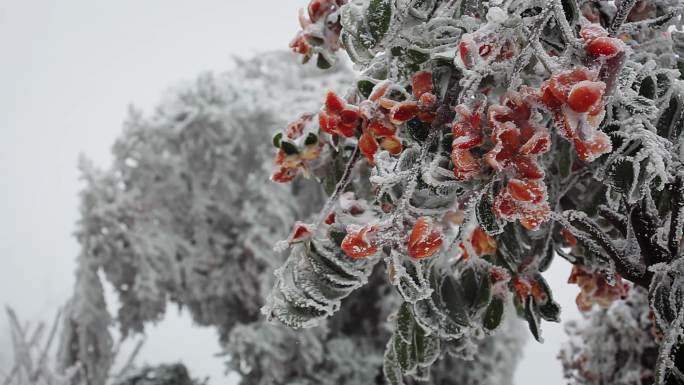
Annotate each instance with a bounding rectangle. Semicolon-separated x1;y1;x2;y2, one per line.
587;37;623;58
341;224;378;259
412;71;433;99
471;227;497;256
325;91;346;113
451;148;481;181
389;102;419;124
567;80;605;113
380;135;402;155
408;217;443;259
513;156;544;180
359;132;379;165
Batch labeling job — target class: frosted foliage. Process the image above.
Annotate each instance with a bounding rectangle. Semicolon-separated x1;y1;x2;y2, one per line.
267;0;684;384
560;287;661;385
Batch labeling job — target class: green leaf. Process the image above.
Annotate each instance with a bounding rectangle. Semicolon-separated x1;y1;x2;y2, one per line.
460;266;479;307
483;297;504;331
316;54;332;69
639;76;657;100
605;156;635;194
341;31;373;65
304;133;318;146
657;92;684;141
280;140;299;155
534;275;561;322
366;0;391;43
357;80;375;99
558;146;572;179
383;345;404;385
524;296;543;342
476;272;492;309
396;303;414;343
272;132;283;148
440;276;469;325
328;230;346;247
477;185;503;235
394;336;413;372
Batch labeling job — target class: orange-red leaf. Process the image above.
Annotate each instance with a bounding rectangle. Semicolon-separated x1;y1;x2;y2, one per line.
408;217;443;259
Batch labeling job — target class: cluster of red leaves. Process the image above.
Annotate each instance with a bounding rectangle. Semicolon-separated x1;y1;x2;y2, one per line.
538;25;624;162
487;93;552;231
450;24;623;230
539;68;611;162
320;91;361;138
320;71;437;165
568;265;629;312
290;0;346;60
451;92;551;230
271;114;321;183
358;71;437;165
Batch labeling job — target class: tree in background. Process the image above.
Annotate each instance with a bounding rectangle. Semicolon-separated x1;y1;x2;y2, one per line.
48;50;525;385
263;0;684;384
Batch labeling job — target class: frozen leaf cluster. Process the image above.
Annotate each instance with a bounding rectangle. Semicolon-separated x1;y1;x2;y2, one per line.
269;0;684;383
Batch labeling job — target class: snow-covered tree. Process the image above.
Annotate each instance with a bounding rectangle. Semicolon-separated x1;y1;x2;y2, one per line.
264;0;684;384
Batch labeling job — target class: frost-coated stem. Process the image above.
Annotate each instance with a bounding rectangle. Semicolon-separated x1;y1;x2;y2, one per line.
608;0;638;36
620;8;682;33
508;6;554;89
314;145;361;228
551;0;582;49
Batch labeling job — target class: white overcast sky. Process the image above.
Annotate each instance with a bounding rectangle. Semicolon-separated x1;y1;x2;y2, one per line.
0;1;582;384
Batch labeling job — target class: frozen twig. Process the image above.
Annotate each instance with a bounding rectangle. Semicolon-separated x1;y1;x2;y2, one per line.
608;0;638;36
314;145;361;228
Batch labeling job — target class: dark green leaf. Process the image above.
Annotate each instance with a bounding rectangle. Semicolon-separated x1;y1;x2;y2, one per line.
477;186;503;235
639;76;657;100
440;276;469;325
524;296;543;342
316;54;332;69
366;0;391;43
357;80;375;98
304;133;318;146
605;156;635;194
272;132;283;148
483;297;504;330
394;336;413;372
280;140;299;155
460;266;479;308
396;303;414;342
383;344;404;385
